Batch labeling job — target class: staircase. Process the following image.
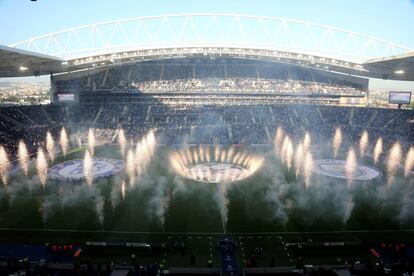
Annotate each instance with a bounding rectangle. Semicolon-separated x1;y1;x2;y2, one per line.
365;110;378;128
17;109;36;125
93;106;104;126
41;106;53;123
228;125;233;141
0;112;24;129
316;107;325;124
101;69;109;87
264;124;271;141
349;108;354;126
145;105;152;122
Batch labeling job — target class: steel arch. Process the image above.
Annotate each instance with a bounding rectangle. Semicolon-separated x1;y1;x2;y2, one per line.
9;14;412;63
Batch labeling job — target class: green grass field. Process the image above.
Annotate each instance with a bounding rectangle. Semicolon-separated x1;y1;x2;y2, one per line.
0;144;413;244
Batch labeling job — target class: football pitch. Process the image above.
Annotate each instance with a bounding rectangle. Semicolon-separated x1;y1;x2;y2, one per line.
0;144;413;242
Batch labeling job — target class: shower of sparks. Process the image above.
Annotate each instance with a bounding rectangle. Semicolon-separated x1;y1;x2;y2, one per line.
332;128;342;159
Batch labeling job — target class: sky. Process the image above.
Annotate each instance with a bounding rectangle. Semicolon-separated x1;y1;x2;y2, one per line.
0;0;414;90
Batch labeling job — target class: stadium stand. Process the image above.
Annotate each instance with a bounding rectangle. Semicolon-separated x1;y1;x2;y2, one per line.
0;103;412;160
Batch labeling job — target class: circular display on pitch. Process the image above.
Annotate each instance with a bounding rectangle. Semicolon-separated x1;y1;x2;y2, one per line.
313;159;380;180
186;163;249;183
48;158;125;181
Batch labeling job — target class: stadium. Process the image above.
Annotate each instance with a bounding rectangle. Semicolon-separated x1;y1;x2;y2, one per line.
0;10;413;276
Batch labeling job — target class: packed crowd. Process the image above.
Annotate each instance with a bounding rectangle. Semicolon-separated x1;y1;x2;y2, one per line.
131;78;365;95
55;60;367;97
0;105;67;158
0;101;412;159
64;103;414;148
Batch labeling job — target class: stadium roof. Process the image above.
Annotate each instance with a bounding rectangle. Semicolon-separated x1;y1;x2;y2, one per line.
1;14;413;80
363;51;414;81
0;45;64;77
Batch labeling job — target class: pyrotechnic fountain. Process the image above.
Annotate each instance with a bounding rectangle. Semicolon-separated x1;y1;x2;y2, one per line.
59;127;69;157
157;193;170;230
135;142;143;177
373;137;383;164
303;151;314;189
216;182;229;232
286;138;294;170
145;130;156;159
83;150;93;186
359;131;369;157
214;145;219;163
87;129;95;156
170;145;263;232
280;137;287;163
343;197;355;225
303;132;311;153
205;145;211;163
404;147;414;178
280;136;293;170
46;131;55;162
274;127;284;154
386;141;402;187
17;140;29;176
332;128;342;159
294;143;304;177
126;148;136;184
345;147;357;188
169;145;263;184
199;145;205;162
118;128;127;157
134;130;156;180
0;145;10;185
36;148;48;189
121;180;126;200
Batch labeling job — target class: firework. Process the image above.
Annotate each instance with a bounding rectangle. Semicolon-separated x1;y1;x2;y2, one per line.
36;148;48;188
404;147;414;178
118;128;127;157
359;130;369;157
17;140;29;176
0;146;10;185
46;131;55;162
84;149;93;186
345;147;357;188
294;143;304;177
274;126;284;154
373;137;383;164
386;141;402;188
332;128;342;159
60;127;69;156
87;128;95;156
303;151;314;189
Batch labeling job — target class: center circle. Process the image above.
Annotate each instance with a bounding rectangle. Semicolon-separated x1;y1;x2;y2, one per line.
186;163;249;183
312;159;381;180
48;157;125;182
